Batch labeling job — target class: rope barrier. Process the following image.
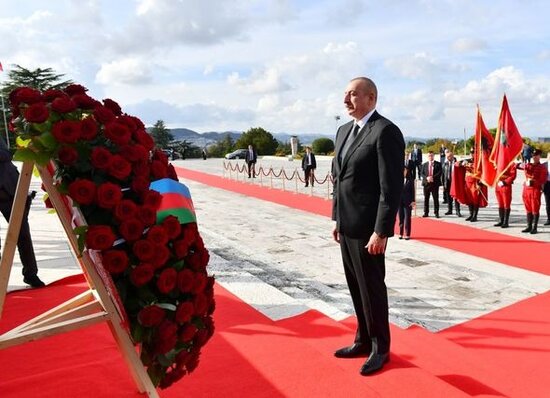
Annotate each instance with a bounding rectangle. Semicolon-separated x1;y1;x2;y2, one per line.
222;160;334;199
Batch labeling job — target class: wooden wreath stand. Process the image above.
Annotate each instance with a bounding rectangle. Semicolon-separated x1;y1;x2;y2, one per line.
0;161;159;397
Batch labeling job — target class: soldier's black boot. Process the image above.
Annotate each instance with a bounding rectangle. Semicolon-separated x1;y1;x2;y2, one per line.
494;208;504;227
530;214;539;234
522;213;533;233
470;206;478;222
456;205;462;217
544;210;550;226
501;209;511;228
465;205;474;221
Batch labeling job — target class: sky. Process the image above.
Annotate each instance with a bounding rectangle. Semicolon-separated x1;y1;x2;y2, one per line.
1;0;550;139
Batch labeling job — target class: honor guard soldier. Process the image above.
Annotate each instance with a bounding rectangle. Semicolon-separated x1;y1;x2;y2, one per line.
519;149;548;234
494;163;517;228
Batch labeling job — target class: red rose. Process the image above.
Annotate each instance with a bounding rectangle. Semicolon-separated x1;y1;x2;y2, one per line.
194;328;210;347
155;320;178;354
150;244;170;269
102;249;129;274
52;120;81;144
151;160;168;179
185;350;200;373
104;121;131;145
108;155;132;180
71;93;99;109
179;323;197;342
93;105;116;124
134;129;155;151
90;147;112;170
85;225;116;250
156;267;177;294
167;164;178;180
152;149;169;163
118;114;139;131
114;199;138;221
137;305;165;327
191;273;207;294
132;161;150;177
11;87;42;106
177;269;194;293
24;102;50;123
42;89;66;102
120;144;148;163
80;117;98;140
64;84;88;96
96;182;122;209
175;301;194;324
103;98;122;116
146;225;169;246
143;189;162;208
193;293;208;315
186;249;209;271
57;146;79;165
130;263;154;287
68;179;96;205
51;96;77;113
173;239;190;259
131;176;150;194
133;239;156;261
119;219;145;242
162;215;182;240
137;205;157;226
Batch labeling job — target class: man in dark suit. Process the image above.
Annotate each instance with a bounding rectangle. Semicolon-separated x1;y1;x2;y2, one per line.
332;77;404;376
411;143;422;178
442;150;461;217
245;144;257;178
421;151;442;218
0;138;44;287
404;150;416;180
301;146;317;187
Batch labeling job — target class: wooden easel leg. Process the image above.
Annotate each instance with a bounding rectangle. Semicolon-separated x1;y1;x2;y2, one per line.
0;161;35;317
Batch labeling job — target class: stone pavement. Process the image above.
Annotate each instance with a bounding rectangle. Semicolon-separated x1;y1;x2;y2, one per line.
4;158;550;333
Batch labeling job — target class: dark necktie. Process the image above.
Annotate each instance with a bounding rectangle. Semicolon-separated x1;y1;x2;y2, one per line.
340;124;360;162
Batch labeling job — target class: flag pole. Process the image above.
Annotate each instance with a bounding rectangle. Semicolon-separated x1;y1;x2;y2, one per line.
0;94;8;149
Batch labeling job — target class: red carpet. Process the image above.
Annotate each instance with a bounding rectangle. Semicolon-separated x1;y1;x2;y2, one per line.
175;165;550;276
2;274;550;397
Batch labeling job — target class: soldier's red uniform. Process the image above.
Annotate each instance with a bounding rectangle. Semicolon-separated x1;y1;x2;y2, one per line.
520;150;548;234
494;163;517;228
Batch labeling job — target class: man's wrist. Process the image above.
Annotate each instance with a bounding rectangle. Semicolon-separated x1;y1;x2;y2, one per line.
376;232;387;239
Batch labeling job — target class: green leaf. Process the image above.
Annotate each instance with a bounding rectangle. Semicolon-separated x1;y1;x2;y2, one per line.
34;151;53;166
37;131;58;150
13;148;37;162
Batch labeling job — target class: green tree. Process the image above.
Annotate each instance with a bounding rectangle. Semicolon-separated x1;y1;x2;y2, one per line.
149;120;174;149
235;127;278;155
207;133;235;158
0;65;73;148
312;137;335;155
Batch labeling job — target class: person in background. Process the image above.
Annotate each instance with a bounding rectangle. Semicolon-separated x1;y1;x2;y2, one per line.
332;76;404;376
522;143;532;164
301;146;317;187
439;144;446;164
543;152;550;226
411;143;422;179
0;138;44;288
443;150;461;216
245;144;257;178
420;151;442;218
519;149;548;234
202;147;207;160
493;163;517;228
398;166;415;240
404;150;416;180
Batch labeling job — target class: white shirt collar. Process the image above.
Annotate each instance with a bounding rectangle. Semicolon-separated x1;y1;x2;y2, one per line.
355;108;376;129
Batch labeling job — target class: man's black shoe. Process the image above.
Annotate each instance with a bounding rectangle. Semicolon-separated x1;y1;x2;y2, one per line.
23;275;45;288
444;211;452;215
334;343;371;358
435;214;440;218
422;214;428;218
360;352;389;376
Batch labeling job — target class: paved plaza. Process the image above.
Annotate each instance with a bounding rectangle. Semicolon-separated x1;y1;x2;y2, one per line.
4;157;550;333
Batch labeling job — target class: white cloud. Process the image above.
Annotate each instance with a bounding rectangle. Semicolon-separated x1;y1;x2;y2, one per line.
96;58;153;85
385;52;465;80
451;38;487;53
228;67;292;95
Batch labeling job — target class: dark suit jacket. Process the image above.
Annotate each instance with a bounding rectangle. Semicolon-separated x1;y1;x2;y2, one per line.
411;148;422;165
401;177;415;206
0;139;19;197
245;149;257;164
302;153;317;170
332;111;405;239
421;160;442;187
404;158;416;178
442;158;456;189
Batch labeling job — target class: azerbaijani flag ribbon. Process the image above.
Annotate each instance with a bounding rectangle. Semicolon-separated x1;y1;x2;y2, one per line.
150;178;196;225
